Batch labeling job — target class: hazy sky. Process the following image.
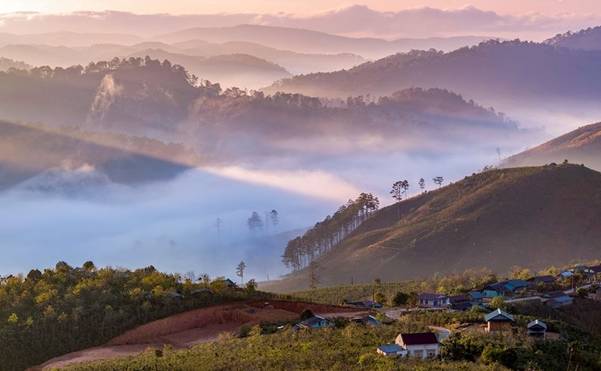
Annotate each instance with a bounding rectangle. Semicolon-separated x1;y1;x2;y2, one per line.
2;0;601;16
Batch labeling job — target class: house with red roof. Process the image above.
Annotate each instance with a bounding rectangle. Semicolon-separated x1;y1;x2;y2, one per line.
394;332;440;359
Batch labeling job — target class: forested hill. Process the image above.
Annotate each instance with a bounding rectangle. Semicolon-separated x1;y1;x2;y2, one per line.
264;40;601;104
0;57;525;162
504;122;601;171
0;262;271;371
545;26;601;51
264;164;601;292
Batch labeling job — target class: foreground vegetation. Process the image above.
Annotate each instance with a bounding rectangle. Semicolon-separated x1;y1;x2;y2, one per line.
0;262;270;371
65;320;499;371
65;308;601;371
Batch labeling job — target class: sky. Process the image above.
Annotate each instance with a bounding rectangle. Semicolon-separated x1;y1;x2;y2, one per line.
1;0;601;16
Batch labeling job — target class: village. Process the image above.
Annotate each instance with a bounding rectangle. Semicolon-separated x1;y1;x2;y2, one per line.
287;263;601;361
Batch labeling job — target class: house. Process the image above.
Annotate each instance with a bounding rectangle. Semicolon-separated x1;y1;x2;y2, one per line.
527;320;548;338
418;293;450;308
468;291;484;304
479;288;502;300
376;344;407;357
352;315;381;326
490;280;529;296
449;294;473;311
559;270;574;279
484;309;514;332
395;332;440;359
294;315;334;330
346;300;383;309
528;275;556;287
544;292;573;308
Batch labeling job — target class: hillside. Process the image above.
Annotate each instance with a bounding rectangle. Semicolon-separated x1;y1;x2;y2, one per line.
265;40;601;106
504;122;601;171
264;165;601;292
545;26;601;51
0;121;199;190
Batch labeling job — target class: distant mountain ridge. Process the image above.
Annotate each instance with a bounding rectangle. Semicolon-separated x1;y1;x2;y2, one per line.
265;40;601;106
263;164;601;292
157;24;489;59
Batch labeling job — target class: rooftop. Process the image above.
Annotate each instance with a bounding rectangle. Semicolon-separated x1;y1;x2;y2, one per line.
397;332;439;346
484;308;514;322
378;344;404;353
527;320;548;330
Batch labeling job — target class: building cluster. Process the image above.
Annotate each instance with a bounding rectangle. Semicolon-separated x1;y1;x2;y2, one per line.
417;270;592;310
377;308;550;360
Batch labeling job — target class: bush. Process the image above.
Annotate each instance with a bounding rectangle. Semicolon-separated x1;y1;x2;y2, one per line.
392;291;409;306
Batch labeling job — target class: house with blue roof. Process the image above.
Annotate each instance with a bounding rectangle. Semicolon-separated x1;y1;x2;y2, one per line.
376;344;407;357
487;280;529;297
293;315;334;330
484;309;514;332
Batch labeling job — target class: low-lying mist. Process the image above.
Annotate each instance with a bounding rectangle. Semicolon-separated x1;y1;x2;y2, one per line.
0;167;340;281
1;140;512;281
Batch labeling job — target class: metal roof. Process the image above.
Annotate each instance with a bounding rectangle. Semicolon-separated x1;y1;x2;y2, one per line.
378;344;404;353
527;320;548;330
484;308;514;322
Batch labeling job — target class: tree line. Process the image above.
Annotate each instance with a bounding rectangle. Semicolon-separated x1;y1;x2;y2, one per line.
282;193;379;271
0;261;268;370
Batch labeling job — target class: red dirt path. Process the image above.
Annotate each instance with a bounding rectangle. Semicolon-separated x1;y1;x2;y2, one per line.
34;300;363;370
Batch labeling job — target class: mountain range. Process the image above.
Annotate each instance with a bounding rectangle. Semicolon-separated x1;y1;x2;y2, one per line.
0;6;588;40
156;24;489;59
0;41;364;82
265;39;601;106
0;60;527;166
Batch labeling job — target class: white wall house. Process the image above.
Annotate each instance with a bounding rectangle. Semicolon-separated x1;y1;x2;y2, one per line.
395;332;440;359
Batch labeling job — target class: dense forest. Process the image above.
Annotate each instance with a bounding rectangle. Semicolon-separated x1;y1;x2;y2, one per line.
282;193;380;271
0;262;269;370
